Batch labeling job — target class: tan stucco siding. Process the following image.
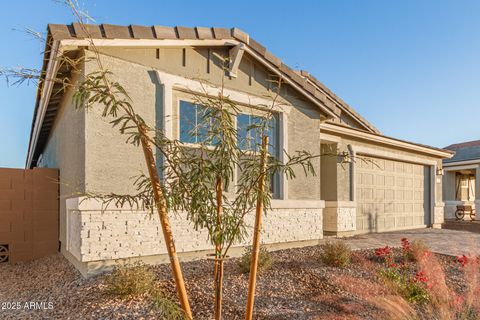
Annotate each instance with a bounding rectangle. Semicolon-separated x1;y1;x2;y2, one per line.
320;144;339;201
96;47;274;99
83;50;155;195
94;47;327;118
38;65;86;246
81;49;323;201
329;113;364;131
287;104;321;200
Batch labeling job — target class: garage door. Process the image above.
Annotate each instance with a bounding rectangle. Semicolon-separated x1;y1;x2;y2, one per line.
356;157;430;233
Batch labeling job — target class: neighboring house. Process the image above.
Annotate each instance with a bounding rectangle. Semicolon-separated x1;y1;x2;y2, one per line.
442;140;480;218
26;24;453;276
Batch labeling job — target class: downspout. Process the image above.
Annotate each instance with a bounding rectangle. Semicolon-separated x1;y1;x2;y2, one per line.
347;144;355;202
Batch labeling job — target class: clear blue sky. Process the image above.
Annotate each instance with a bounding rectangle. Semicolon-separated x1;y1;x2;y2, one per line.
1;0;479;168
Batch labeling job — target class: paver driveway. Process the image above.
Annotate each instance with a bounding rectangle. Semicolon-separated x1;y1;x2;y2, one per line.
333;228;480;257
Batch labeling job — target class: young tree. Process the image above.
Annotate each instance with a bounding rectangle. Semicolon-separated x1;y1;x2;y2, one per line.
146;75;331;319
79;69;322;319
245;135;269;320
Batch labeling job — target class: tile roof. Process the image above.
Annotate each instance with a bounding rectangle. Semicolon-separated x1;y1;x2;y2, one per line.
29;23;454;167
46;23;380;134
444;140;480;163
445;140;480;150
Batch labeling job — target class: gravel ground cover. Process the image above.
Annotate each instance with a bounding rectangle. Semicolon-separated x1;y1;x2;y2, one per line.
0;244;469;320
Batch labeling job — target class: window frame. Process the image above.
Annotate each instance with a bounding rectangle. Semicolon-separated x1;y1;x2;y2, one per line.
175;95;287;200
236;112;281;199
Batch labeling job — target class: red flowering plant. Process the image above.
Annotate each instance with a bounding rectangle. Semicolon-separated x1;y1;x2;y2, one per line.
376;245;401;283
375;246;394;264
456;255;468;267
368;248;480;319
455;254;480;270
414;271;428;284
375;238;430;304
401;238;410;254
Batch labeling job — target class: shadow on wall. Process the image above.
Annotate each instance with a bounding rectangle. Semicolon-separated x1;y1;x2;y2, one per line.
366;204;379;233
364;199;396;233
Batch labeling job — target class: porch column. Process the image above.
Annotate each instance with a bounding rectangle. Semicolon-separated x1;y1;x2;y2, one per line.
321;142;357;236
476;165;480;210
442;169;458;219
432;164;444;227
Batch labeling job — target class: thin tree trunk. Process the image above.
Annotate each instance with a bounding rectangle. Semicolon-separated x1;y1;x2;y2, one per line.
215;258;224;319
139;125;192;320
214;175;223;320
245;136;269;320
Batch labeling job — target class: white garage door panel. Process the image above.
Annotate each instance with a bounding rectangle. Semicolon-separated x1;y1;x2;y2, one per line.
356;157;429;233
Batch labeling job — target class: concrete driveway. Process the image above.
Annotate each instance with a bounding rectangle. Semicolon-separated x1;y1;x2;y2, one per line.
334;228;480;257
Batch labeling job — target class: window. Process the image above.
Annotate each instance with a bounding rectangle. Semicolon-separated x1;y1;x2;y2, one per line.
179;101;283;199
237;113;279;156
179;100;209;144
456;173;476;201
237;113;281;198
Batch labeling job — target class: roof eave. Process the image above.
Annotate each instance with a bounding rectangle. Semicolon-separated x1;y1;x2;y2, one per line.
26;23;388;165
320;122;454;159
26;32;60;168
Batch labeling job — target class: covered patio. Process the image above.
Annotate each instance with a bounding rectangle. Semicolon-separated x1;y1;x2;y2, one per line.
442;140;480;219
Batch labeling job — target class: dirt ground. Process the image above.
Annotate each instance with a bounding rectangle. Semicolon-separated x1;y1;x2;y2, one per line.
0;241;469;320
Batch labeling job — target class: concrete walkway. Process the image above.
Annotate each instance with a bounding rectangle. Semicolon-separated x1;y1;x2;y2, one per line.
334;228;480;257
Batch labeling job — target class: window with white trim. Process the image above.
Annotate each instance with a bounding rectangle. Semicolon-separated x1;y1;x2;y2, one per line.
179;100;210;144
237;113;281;199
178;99;283;199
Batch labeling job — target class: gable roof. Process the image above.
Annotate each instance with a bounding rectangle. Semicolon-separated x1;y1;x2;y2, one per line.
27;23;452;167
444;140;480;163
48;24;381;130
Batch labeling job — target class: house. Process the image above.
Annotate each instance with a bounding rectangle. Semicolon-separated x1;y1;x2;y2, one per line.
442;140;480;218
26;24;453;276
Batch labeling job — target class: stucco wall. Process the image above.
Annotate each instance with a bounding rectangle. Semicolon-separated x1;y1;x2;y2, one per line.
287;104;321;200
83;51;154;195
83;49;323;200
38;66;86;249
320;143;339;201
95;47;326;113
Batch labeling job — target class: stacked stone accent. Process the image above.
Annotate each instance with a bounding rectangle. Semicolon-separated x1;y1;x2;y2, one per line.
433;203;446;227
323;201;356;235
66;198;324;263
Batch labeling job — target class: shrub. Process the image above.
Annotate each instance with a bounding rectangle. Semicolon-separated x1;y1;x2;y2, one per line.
376;239;430;305
238;246;274;274
407;240;430;262
339;242;480;319
320;241;352;267
405;272;430;304
104;261;155;298
152;291;186;320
